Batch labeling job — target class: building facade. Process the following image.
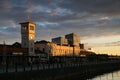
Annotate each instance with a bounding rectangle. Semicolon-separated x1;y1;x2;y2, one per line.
20;22;35;56
35;41;80;56
35;33;80;56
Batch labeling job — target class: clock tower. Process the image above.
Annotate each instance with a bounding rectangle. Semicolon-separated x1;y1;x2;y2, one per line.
20;22;35;56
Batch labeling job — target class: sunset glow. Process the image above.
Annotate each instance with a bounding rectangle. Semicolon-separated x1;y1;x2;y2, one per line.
92;46;120;55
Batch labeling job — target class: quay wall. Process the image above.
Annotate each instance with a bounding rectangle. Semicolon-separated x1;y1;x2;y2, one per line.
0;61;120;80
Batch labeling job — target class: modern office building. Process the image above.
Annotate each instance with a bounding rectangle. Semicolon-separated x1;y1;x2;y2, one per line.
65;33;80;46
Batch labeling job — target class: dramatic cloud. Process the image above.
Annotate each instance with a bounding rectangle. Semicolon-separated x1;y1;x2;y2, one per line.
0;0;120;45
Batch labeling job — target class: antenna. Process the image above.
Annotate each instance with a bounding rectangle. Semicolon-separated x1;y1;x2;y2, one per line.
27;15;30;22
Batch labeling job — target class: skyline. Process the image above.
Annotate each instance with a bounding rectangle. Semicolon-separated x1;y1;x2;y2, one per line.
0;0;120;54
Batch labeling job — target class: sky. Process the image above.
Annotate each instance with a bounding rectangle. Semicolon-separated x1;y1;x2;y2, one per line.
0;0;120;54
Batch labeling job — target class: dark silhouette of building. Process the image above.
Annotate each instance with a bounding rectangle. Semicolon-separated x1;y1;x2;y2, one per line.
80;44;84;49
12;42;21;48
0;43;27;55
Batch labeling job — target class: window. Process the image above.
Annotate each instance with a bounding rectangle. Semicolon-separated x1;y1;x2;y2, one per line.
24;43;26;46
22;26;27;30
30;36;33;40
30;26;34;30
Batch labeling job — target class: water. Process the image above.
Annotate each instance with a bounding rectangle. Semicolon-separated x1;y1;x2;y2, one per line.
89;70;120;80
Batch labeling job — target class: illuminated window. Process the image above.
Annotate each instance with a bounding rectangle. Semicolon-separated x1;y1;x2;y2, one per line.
30;36;33;39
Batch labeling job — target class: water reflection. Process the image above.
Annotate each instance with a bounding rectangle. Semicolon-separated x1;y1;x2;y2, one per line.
88;70;120;80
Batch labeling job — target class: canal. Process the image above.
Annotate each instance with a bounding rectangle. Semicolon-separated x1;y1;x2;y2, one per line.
89;70;120;80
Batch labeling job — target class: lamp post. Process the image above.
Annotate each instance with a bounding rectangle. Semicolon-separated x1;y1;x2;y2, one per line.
3;41;6;65
3;41;8;72
73;45;75;63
